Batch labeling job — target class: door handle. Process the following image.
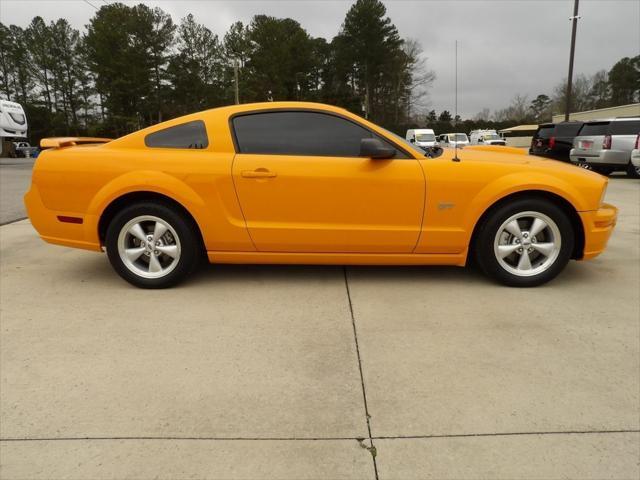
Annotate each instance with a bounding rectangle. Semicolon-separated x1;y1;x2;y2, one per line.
241;169;277;179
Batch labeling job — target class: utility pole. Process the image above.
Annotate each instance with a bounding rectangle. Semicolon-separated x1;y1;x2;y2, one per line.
565;0;580;121
233;60;240;105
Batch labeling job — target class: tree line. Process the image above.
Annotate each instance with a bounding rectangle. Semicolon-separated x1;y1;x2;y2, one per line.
0;0;435;142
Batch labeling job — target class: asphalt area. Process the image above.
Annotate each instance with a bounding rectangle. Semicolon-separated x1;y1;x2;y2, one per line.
0;175;638;479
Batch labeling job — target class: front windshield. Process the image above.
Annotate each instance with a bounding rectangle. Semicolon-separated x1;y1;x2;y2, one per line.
483;133;500;140
416;133;436;142
453;134;468;142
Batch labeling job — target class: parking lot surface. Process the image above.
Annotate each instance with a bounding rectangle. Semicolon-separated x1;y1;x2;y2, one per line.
0;158;33;225
1;178;639;479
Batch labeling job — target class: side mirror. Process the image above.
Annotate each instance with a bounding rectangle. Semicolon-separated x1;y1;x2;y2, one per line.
409;138;415;143
478;138;484;143
424;146;444;158
360;138;396;159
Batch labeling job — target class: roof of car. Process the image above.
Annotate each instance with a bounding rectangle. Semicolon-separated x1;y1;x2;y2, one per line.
584;117;640;123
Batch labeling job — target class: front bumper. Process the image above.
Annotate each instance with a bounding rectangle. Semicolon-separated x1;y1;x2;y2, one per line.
579;203;618;260
24;184;102;251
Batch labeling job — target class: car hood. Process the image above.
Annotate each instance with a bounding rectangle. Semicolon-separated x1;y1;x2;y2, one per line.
443;145;604;178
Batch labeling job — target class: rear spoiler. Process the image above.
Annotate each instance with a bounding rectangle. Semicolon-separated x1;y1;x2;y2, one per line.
40;137;112;149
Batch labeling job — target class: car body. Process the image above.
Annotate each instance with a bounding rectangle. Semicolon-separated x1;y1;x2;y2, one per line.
25;102;617;288
529;121;583;161
570;117;640;177
469;130;506;146
406;128;436;148
438;133;469;148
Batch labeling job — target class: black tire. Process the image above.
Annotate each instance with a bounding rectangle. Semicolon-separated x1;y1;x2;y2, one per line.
474;198;574;287
105;202;201;288
626;161;640;179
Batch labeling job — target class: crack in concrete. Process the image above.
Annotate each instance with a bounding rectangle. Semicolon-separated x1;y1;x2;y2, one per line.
344;267;379;480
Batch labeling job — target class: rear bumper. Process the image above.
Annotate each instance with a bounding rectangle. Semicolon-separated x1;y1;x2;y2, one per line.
24;184;101;251
579;203;618;260
631;150;640;167
570;149;630;166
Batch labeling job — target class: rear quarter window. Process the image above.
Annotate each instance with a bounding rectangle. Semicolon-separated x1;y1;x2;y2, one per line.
578;122;610;136
609;120;640;135
145;120;208;149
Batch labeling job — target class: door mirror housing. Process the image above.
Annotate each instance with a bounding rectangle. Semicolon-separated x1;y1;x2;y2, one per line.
360;138;396;159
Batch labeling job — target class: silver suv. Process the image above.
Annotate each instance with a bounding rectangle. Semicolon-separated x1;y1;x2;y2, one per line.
570;117;640;178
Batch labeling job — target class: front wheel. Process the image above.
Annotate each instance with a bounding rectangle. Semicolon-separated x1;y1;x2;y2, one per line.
105;202;201;288
475;199;574;287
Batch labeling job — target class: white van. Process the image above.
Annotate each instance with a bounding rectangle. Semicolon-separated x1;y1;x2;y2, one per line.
437;133;469;148
406;128;437;148
469;129;506;146
0;100;28;139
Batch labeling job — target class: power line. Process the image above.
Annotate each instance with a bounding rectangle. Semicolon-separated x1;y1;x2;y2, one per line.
82;0;99;10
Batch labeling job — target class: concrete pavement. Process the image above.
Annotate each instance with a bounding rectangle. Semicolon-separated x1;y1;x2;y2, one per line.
0;178;638;479
0;158;33;225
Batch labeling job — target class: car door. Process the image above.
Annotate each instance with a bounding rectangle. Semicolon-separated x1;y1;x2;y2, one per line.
231;110;425;253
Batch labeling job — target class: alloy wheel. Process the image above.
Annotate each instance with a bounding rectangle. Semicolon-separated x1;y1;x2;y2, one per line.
117;215;182;279
493;211;561;277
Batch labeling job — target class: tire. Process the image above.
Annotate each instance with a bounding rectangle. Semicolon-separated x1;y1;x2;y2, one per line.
105;202;201;288
627;161;640;179
474;198;574;287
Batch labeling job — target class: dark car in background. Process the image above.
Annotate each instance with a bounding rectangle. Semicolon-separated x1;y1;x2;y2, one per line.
529;121;583;162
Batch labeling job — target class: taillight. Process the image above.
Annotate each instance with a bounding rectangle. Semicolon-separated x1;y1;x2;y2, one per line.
635;134;640;149
549;136;556;149
602;135;612;150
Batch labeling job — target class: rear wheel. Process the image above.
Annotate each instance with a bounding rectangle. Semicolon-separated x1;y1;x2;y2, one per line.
105;202;200;288
475;198;574;287
627;161;640;179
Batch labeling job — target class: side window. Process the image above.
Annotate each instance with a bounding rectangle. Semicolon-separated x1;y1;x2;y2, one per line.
609;120;640;135
232;111;407;158
145;120;208;149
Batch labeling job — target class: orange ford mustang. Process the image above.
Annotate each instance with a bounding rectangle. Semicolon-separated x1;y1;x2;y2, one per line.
25;102;617;288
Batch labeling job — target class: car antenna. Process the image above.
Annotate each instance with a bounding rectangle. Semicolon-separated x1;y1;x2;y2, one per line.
453;39;461;162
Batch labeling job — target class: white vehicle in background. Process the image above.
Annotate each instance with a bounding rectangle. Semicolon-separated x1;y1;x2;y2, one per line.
406;128;437;148
438;132;469;148
631;134;640;177
470;129;506;146
0;100;28;158
0;100;27;138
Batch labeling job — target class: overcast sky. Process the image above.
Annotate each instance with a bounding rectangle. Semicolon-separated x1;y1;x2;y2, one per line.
1;0;638;117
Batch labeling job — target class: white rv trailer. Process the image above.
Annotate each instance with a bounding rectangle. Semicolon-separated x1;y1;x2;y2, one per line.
0;100;28;157
0;100;27;138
